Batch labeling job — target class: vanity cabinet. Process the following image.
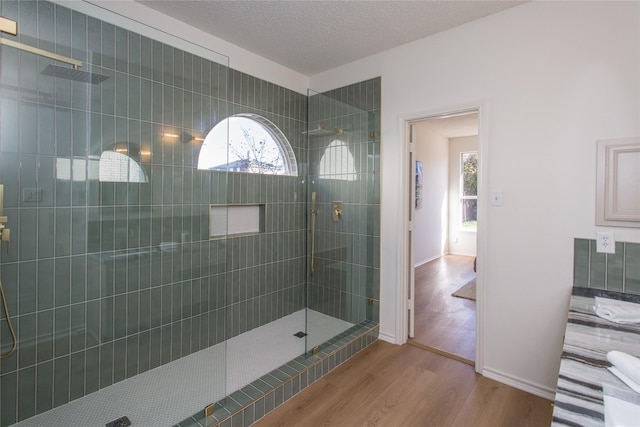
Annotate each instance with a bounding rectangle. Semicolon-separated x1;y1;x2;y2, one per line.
596;137;640;228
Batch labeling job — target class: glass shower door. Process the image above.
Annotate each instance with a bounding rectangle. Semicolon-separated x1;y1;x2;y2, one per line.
0;1;231;424
305;86;379;355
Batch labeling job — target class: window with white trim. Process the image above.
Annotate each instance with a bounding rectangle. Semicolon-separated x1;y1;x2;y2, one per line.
460;151;477;231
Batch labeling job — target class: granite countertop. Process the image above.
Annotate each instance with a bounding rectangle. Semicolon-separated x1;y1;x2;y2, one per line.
552;288;640;426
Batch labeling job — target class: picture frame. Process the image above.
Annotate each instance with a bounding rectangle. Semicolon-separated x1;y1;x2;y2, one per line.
415;160;423;209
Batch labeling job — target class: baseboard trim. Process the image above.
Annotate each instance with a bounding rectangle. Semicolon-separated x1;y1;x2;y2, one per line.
414;254;442;268
482;366;556;401
377;331;397;344
447;251;477;258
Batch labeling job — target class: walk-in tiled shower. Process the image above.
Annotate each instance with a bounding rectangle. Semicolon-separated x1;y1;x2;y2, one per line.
0;1;380;426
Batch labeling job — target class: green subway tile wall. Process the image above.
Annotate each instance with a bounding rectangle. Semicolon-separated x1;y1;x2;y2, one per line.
574;238;640;294
0;0;313;424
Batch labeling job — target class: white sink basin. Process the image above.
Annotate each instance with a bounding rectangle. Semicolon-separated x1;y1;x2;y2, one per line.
604;393;640;427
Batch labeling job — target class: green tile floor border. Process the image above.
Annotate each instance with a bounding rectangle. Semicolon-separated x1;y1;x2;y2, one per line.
174;321;379;427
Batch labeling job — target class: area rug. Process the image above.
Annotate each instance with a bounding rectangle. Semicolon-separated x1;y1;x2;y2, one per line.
451;278;476;301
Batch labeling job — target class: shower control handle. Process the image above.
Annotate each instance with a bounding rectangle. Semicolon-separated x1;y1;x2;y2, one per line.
332;201;343;222
0;185;9;253
0;228;9;254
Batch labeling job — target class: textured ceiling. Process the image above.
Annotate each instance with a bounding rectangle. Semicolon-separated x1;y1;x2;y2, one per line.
422;112;478;138
136;1;525;76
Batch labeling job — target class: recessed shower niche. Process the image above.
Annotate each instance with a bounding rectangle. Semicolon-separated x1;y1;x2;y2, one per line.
209;204;266;238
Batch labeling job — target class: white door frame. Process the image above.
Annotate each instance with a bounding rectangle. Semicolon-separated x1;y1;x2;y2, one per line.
397;102;488;374
407;123;417;338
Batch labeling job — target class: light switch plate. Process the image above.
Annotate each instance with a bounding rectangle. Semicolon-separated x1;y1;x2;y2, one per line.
490;190;504;206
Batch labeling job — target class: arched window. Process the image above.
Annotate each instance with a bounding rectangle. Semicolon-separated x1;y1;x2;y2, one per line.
318;139;356;181
197;114;297;176
99;150;147;183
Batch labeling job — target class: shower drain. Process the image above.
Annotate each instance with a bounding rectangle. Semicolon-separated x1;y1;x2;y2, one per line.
106;416;132;427
293;331;307;338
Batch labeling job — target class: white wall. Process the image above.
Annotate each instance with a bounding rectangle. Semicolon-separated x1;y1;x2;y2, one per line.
448;136;478;257
310;1;640;398
414;123;449;265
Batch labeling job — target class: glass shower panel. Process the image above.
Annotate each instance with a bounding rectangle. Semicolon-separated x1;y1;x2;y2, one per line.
306;88;377;355
0;1;230;425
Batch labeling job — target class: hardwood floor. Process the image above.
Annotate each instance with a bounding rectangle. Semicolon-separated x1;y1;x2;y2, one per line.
254;340;553;427
410;255;476;361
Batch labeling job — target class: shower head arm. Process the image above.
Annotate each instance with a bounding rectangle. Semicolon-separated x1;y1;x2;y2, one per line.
0;37;83;69
303;124;345;136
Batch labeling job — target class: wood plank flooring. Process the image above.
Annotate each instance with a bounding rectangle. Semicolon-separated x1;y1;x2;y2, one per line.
410;255;476;361
254;340;553;427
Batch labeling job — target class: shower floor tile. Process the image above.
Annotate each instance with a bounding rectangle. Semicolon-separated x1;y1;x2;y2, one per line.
13;310;352;427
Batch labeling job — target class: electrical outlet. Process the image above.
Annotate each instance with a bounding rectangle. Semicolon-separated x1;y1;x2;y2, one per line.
596;232;615;254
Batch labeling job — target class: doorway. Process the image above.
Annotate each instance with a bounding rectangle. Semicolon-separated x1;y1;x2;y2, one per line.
406;110;480;364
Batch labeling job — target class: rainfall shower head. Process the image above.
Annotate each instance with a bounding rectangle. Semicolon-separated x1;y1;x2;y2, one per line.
303;124;344;137
0;19;106;85
41;64;109;85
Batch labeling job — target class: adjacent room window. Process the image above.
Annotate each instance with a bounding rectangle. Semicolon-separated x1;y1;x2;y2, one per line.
197;113;297;176
460;151;477;230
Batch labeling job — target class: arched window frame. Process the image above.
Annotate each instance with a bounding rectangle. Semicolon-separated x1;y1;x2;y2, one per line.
98;143;148;183
197;113;298;176
318;139;357;181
